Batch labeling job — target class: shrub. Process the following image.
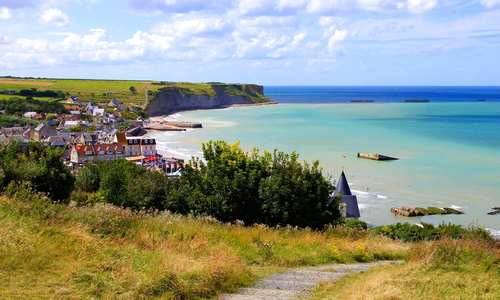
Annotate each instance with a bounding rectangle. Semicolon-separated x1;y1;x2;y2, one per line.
0;141;74;201
75;160;174;211
344;219;368;230
373;223;493;242
171;141;340;228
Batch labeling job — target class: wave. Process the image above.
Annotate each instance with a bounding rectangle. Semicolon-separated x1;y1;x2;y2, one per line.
352;189;388;201
487;228;500;240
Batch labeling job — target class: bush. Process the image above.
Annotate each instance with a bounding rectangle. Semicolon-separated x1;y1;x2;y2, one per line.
171;141;340;228
0;97;66;115
0;142;74;201
373;223;493;242
344;219;368;230
75;160;174;211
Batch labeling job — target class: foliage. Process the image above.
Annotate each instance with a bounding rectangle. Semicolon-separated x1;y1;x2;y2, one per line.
0;114;38;127
344;219;368;230
74;142;339;228
0;142;74;201
128;86;137;94
171;141;340;228
372;222;493;242
75;160;174;211
0;97;66;115
16;89;65;98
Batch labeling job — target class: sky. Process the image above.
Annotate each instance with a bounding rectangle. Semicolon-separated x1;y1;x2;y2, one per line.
0;0;500;85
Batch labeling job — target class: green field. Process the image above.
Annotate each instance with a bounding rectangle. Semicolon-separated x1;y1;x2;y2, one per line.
0;78;268;106
0;78;155;105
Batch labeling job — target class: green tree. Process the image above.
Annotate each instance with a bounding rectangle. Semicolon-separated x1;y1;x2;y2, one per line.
129;86;137;94
172;141;340;228
0;141;74;201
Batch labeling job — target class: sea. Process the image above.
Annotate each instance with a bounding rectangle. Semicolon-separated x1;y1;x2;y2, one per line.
149;86;500;236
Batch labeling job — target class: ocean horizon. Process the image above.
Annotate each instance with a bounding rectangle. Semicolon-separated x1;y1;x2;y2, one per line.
265;86;500;103
149;86;500;236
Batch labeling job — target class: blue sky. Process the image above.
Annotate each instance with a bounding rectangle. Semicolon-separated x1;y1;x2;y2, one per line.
1;0;499;85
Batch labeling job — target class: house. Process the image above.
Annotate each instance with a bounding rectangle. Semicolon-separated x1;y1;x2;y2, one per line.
332;171;360;219
63;120;81;129
59;114;81;122
124;138;142;157
30;123;57;141
92;108;105;117
77;132;98;145
85;102;96;115
120;136;157;157
65;96;79;104
64;104;80;112
23;111;37;119
140;138;157;156
69;110;81;116
108;99;125;111
70;143;124;164
46;135;68;147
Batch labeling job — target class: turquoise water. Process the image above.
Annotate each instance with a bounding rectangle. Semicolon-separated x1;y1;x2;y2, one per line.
151;102;500;232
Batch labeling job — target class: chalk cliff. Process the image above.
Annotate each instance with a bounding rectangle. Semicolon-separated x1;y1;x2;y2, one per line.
146;83;270;116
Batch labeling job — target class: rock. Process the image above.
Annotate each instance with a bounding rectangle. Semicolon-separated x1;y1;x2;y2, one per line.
427;207;446;215
442;207;464;215
391;206;464;217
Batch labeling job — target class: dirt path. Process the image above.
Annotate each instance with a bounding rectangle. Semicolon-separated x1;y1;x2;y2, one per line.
220;261;399;300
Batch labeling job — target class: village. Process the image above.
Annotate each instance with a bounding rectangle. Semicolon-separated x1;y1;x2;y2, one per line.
0;95;184;175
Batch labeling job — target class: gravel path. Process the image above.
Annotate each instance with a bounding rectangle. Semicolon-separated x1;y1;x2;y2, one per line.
220;261;399;300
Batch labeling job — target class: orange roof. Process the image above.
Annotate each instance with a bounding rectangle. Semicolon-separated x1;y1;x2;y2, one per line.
73;143;123;156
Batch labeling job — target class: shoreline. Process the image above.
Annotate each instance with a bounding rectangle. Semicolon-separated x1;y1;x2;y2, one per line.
149;101;278;121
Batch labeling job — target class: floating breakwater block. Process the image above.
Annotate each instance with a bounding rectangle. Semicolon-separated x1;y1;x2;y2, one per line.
391;206;465;217
487;207;500;215
357;153;399;161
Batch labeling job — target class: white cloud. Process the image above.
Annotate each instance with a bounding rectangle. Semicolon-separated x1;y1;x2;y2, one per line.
130;0;232;13
153;15;229;37
401;0;438;13
40;8;69;27
481;0;500;8
327;29;348;50
307;0;352;13
0;7;11;19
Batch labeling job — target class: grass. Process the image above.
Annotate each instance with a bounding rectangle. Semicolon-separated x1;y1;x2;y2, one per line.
0;78;154;105
306;239;500;300
0;78;270;107
0;196;406;299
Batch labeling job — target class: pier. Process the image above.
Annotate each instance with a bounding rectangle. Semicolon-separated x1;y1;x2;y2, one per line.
144;121;203;131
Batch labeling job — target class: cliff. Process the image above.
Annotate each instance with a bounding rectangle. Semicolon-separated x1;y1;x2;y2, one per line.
145;83;271;116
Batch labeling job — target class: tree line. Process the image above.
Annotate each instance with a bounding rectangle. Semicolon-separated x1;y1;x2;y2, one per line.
0;141;341;228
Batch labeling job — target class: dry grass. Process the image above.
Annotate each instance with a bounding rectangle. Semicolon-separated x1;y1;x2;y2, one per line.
307;239;500;300
0;196;407;299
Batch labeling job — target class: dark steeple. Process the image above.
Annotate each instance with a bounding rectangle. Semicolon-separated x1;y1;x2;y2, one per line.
334;171;352;197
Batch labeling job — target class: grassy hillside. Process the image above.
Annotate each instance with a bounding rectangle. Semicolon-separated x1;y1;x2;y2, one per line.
0;196;406;299
0;78;269;106
307;239;500;299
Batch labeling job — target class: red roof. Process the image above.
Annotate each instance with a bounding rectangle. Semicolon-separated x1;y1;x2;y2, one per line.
73;143;123;156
